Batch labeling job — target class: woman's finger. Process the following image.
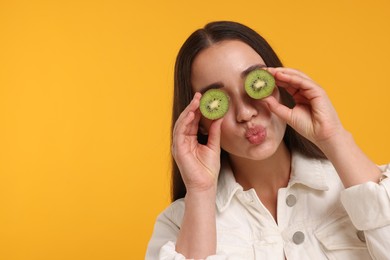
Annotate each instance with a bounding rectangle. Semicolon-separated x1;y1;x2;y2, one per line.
206;117;223;151
266;67;312;80
173;93;201;136
274;72;324;102
265;67;316;99
275;72;311;90
172;94;203;156
263;96;293;125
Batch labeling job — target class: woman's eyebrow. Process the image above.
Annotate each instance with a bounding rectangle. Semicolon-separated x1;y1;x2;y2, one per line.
241;64;266;78
198;82;224;94
197;64;265;94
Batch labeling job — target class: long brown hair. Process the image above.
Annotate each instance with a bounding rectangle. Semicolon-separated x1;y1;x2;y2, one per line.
171;21;326;201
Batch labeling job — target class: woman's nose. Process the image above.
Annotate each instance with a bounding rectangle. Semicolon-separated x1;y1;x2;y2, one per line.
235;97;258;122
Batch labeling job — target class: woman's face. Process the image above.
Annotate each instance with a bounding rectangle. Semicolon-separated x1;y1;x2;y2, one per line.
191;40;287;160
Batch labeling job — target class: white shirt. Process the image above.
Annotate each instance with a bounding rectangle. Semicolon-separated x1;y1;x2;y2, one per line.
146;152;390;259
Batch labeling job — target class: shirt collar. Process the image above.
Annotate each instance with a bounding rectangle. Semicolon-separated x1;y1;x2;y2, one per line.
216;152;329;212
216;159;243;212
288;152;329;191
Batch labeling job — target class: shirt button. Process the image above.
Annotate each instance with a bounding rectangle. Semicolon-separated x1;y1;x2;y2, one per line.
357;230;366;242
292;231;305;244
286;194;297;207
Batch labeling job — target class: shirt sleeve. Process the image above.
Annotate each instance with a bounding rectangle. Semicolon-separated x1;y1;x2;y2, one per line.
340;163;390;260
145;200;227;260
340;164;390;230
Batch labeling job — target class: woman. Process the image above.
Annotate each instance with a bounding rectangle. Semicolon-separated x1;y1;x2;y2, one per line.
146;21;390;259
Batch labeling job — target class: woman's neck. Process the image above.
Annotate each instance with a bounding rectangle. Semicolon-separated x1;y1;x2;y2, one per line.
229;143;291;194
228;144;291;222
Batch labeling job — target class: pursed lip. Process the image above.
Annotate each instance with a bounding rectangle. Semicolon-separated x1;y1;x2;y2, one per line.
245;125;267;144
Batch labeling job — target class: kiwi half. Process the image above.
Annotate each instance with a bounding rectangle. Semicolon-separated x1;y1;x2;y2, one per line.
199;89;229;120
244;69;275;99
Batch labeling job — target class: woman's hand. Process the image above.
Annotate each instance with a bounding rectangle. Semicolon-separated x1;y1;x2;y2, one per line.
264;67;344;148
173;93;221;257
171;92;223;193
264;67;382;187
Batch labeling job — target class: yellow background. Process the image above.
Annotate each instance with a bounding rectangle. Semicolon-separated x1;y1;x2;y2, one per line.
1;0;389;259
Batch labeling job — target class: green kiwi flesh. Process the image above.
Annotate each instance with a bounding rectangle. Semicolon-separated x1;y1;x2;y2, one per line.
199;89;229;120
244;69;275;99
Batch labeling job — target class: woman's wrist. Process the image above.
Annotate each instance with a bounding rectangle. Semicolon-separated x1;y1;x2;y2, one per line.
185;186;217;205
176;184;217;258
316;128;382;187
315;128;351;157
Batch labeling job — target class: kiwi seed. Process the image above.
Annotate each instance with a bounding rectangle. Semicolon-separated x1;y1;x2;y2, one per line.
199;89;229;120
244;69;275;99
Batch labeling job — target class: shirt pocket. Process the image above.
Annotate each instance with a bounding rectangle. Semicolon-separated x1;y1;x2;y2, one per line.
314;215;372;260
216;227;255;259
216;245;254;260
